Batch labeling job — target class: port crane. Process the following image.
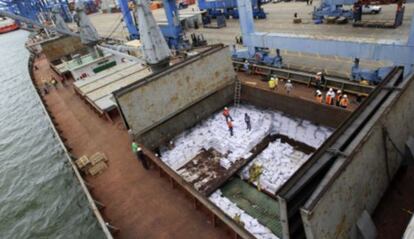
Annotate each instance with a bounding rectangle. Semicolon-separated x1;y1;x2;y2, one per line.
197;0;266;19
0;0;73;22
234;0;414;82
313;0;405;27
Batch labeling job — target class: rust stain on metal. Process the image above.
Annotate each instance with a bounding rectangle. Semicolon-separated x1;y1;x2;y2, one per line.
117;46;236;135
334;215;347;238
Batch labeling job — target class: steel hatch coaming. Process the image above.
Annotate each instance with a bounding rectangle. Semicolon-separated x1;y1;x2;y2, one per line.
113;44;235;135
299;69;413;239
276;67;404;238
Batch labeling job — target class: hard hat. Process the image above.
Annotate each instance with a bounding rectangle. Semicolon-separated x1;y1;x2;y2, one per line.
317;92;322;96
137;147;142;151
224;107;228;110
343;94;348;98
337;90;341;93
288;80;291;83
329;88;333;91
317;72;322;75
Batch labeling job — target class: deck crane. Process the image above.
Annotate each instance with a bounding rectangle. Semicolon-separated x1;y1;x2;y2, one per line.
135;0;171;70
72;1;103;58
51;4;71;34
118;0;188;50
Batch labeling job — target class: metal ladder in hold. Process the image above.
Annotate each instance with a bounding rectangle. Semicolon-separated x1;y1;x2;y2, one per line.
234;79;242;107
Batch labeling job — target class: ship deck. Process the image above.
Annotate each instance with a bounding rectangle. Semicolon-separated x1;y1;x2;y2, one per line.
32;54;229;239
31;51;414;239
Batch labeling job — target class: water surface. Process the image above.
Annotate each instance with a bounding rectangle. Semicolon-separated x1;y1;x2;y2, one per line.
0;30;104;239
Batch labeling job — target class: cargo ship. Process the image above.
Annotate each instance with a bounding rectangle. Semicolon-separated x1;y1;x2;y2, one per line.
19;1;414;238
0;17;19;34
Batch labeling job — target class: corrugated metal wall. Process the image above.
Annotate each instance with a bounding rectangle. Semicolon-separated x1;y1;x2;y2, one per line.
115;45;236;147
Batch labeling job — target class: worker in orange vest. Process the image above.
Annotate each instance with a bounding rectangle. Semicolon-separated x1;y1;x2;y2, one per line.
335;90;342;106
325;88;335;105
340;95;349;108
227;120;234;136
223;107;234;121
315;90;323;103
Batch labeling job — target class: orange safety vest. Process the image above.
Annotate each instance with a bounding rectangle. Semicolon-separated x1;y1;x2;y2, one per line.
223;109;230;117
336;94;342;102
316;95;323;103
340;98;349;108
326;95;332;105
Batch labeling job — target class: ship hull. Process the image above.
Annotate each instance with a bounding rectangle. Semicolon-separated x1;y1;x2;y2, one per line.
0;23;19;34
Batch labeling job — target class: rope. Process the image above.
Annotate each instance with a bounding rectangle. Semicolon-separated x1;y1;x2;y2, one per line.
105;14;123;39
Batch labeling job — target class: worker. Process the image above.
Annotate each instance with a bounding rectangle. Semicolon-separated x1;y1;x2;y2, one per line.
243;60;249;73
360;80;369;86
223;107;234;121
50;76;58;89
325;88;335;105
268;76;278;90
315;72;322;90
244;113;251;131
42;78;50;95
284;80;293;94
340;94;349;108
320;72;326;85
131;140;149;170
335;90;343;106
227;120;234;136
315;90;323;103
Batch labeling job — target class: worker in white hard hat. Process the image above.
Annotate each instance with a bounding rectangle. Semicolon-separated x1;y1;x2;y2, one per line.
314;72;323;90
315;90;323;103
340;94;349;108
284;80;293;95
325;88;335;105
243;59;250;73
223;107;234;122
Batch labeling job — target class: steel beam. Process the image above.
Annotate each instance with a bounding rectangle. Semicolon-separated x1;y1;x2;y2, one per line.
246;32;414;66
117;0;139;40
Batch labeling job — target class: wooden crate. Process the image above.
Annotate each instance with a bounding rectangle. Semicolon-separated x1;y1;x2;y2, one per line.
88;161;108;176
89;152;108;166
75;155;90;169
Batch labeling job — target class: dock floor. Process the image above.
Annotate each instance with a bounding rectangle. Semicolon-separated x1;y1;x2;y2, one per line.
32;54;229;239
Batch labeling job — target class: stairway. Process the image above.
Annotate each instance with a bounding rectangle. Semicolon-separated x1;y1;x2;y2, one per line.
234;79;241;107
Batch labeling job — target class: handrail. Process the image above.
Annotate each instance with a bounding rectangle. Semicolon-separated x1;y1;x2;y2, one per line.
232;60;375;96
